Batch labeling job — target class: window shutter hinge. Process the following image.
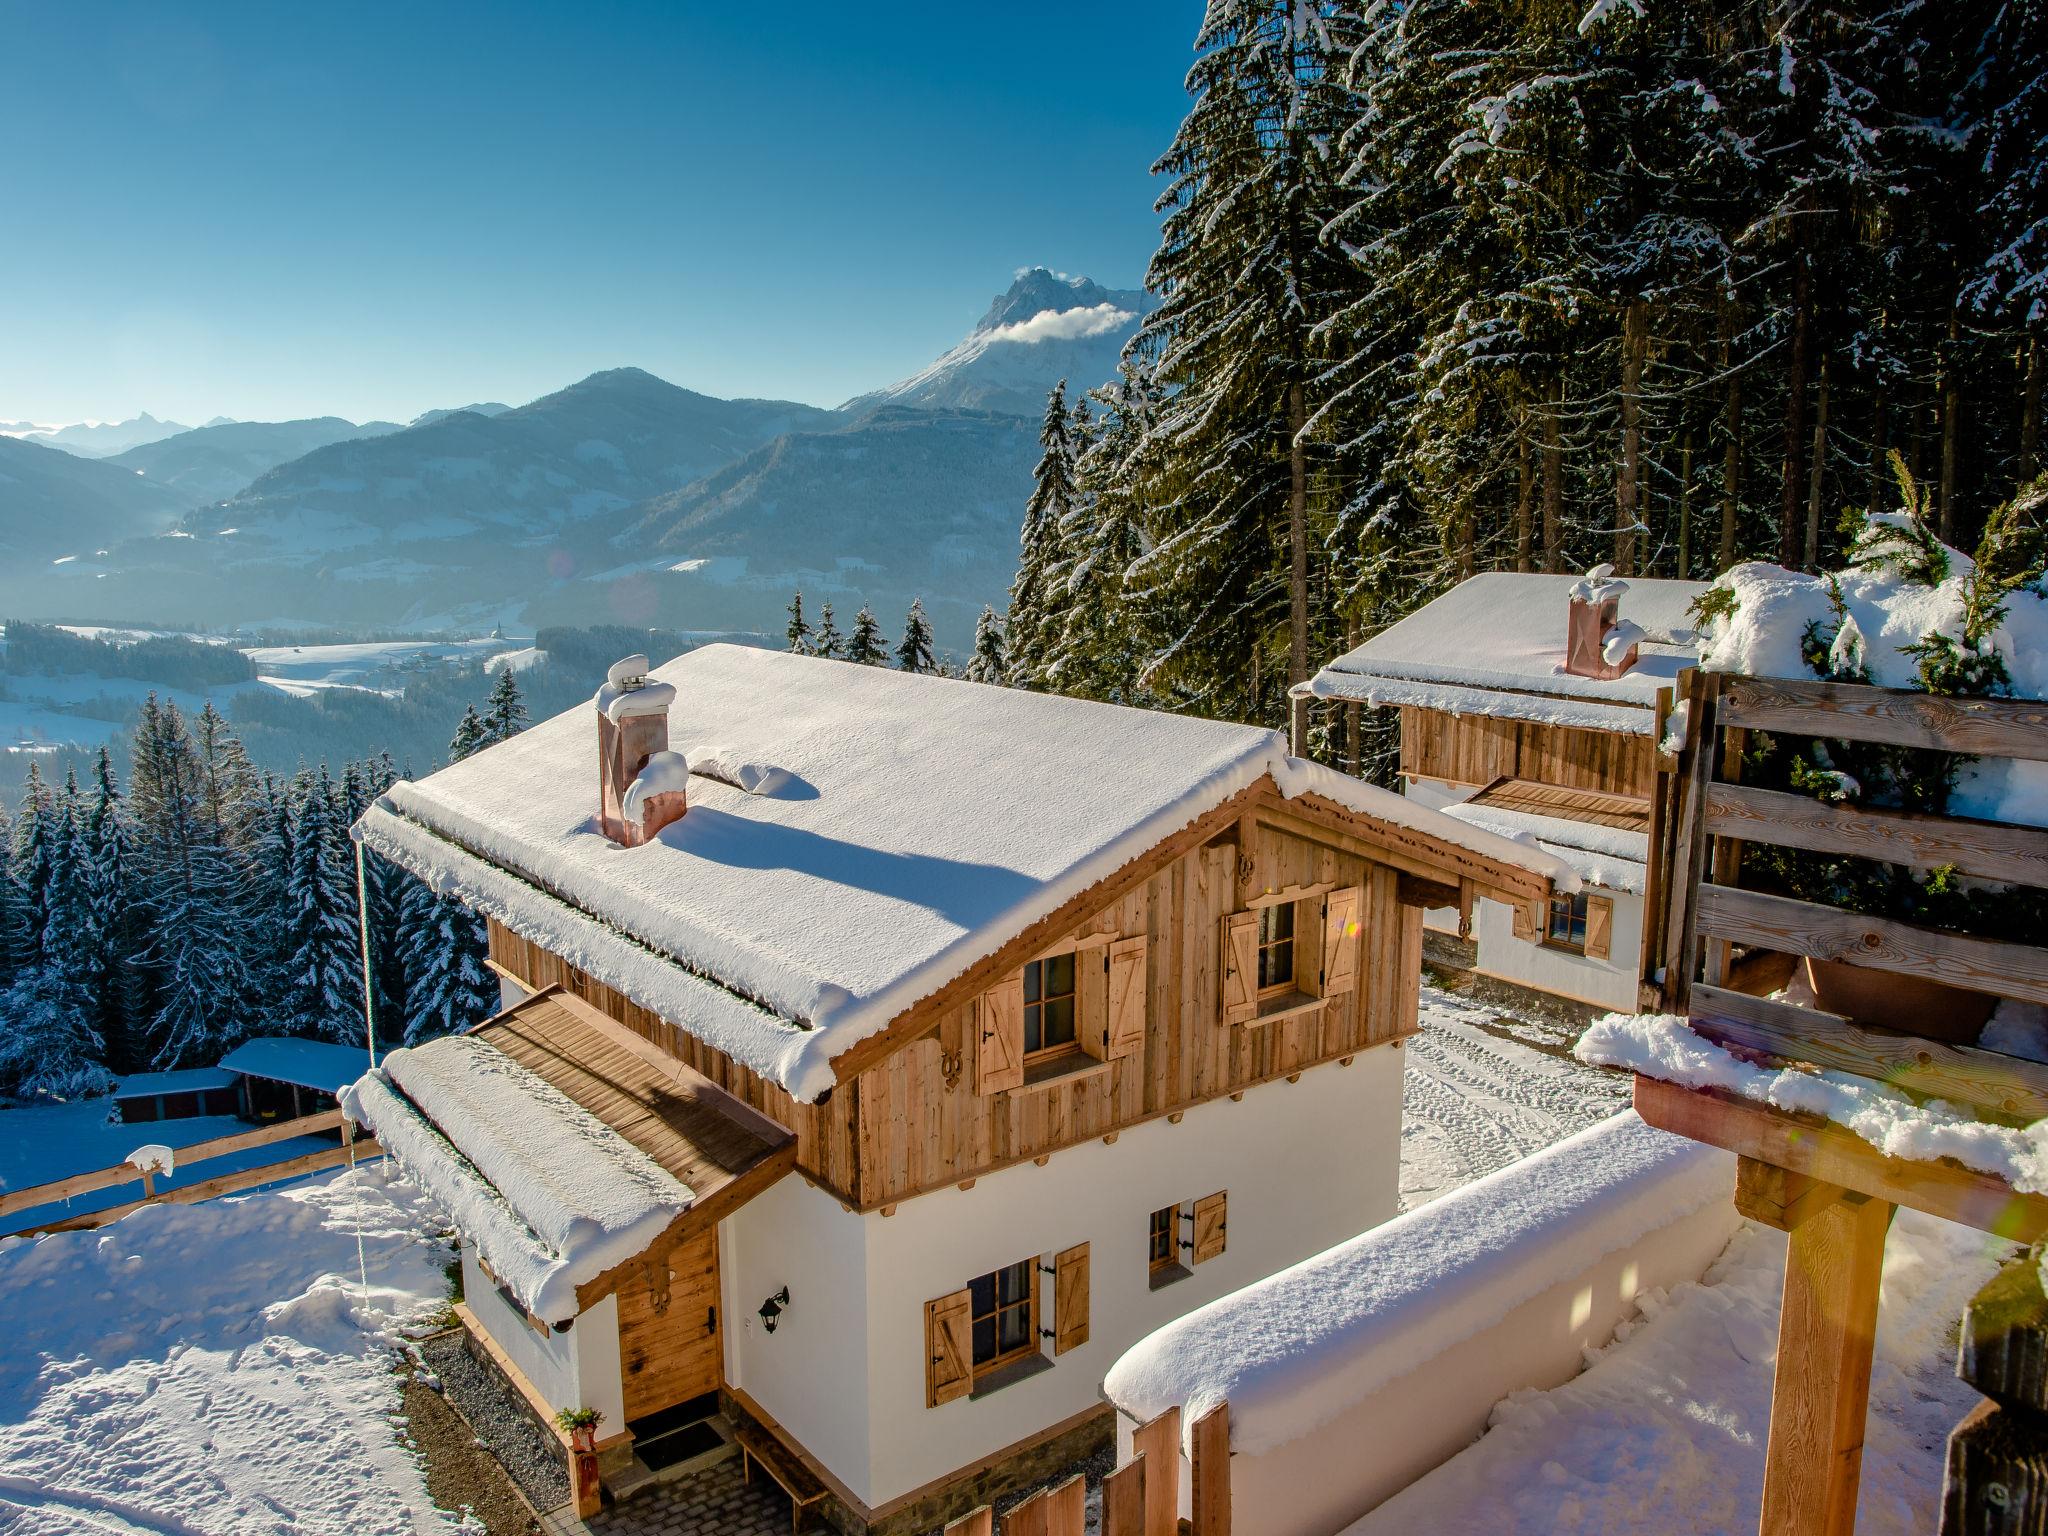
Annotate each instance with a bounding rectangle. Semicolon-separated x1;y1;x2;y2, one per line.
1038;1263;1057;1277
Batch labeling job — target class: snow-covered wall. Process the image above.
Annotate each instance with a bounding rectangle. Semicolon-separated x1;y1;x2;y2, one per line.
1104;1112;1738;1536
723;1049;1403;1511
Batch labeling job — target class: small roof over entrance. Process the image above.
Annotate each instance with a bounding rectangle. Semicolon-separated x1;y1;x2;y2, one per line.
342;988;795;1326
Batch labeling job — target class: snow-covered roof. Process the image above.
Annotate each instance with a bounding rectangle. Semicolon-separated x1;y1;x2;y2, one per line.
1308;573;1706;734
111;1066;240;1099
356;645;1576;1103
1101;1112;1731;1458
218;1038;370;1095
1441;803;1648;895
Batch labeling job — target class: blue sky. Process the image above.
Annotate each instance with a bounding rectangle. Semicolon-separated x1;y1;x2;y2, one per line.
0;2;1193;425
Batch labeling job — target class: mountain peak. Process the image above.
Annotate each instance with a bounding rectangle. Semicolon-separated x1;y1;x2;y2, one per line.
978;269;1141;334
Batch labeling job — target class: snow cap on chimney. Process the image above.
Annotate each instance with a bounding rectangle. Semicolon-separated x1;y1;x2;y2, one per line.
596;654;679;842
1563;564;1638;680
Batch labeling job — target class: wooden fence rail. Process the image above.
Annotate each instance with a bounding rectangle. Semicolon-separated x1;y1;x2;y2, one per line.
942;1402;1230;1536
0;1108;379;1234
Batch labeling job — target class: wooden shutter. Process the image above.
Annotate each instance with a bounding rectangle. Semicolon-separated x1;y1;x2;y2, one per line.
1191;1191;1228;1264
1053;1242;1090;1354
1585;895;1614;960
925;1287;973;1407
976;977;1025;1094
1220;912;1259;1023
1512;900;1539;942
1319;887;1360;996
1105;937;1148;1059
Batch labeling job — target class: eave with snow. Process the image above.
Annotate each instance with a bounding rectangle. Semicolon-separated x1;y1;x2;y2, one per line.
346;644;1569;1527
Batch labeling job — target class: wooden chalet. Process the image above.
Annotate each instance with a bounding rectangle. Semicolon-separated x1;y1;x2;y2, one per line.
346;644;1567;1532
1301;570;1705;1011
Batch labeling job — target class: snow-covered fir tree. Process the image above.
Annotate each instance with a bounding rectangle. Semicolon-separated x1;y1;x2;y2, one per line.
282;767;364;1044
896;598;936;674
0;964;111;1102
449;703;488;763
395;872;494;1045
812;602;844;660
845;605;887;666
482;667;528;747
965;606;1007;684
1007;380;1078;686
786;590;813;654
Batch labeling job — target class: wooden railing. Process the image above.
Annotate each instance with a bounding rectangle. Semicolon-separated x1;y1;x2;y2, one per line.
942;1404;1230;1536
0;1108;381;1236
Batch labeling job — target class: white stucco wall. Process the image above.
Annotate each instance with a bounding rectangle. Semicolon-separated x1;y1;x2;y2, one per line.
463;1245;583;1415
1468;890;1644;1010
723;1048;1403;1511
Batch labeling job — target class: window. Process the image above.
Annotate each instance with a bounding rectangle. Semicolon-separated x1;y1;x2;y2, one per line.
1545;890;1589;952
1256;902;1295;992
1148;1205;1179;1271
969;1258;1038;1374
1023;953;1078;1061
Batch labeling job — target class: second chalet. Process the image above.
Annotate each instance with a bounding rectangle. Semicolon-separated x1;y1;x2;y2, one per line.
344;644;1569;1533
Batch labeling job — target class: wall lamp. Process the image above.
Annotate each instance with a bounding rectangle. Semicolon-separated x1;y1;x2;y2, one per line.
758;1287;791;1334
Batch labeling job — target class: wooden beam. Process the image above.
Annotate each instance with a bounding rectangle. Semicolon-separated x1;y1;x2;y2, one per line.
20;1139;383;1236
1716;675;2048;761
1758;1192;1893;1536
1101;1457;1146;1536
1704;780;2048;887
1130;1408;1180;1536
1262;790;1553;909
944;1508;993;1536
1190;1401;1231;1536
1001;1486;1050;1536
1661;669;1721;1013
1692;983;2048;1121
1633;1075;2048;1242
1695;882;2048;1006
1735;1156;1845;1231
1395;872;1460;910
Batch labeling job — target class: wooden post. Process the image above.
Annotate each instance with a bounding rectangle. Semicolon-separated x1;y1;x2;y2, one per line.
945;1507;993;1536
1759;1191;1894;1536
1102;1457;1146;1536
1041;1475;1084;1535
1130;1408;1181;1536
1191;1401;1231;1536
1000;1485;1050;1536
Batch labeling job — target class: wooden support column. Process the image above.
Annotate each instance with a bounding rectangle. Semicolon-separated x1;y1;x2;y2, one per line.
1759;1190;1894;1536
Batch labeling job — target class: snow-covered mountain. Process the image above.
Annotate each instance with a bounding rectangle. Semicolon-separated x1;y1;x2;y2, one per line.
843;268;1150;418
0;434;191;563
409;401;511;429
107;416;405;508
8;413;194;458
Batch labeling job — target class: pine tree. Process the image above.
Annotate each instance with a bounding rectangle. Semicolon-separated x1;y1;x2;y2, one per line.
449;703;487;764
283;767;364;1044
10;765;58;974
81;747;142;1070
895;599;936;674
483;667;528;746
786;590;813;654
812;602;844;660
846;605;888;666
396;874;494;1044
1008;381;1078;685
965;607;1007;685
0;965;111;1101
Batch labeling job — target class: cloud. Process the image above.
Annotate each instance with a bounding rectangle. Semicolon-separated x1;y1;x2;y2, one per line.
985;304;1136;345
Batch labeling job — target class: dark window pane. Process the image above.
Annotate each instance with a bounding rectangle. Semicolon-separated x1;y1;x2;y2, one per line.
998;1260;1030;1305
1023;962;1041;1003
1047;952;1075;997
1043;995;1075;1047
1023;1003;1042;1055
998;1305;1029;1353
972;1315;996;1364
969;1272;994;1313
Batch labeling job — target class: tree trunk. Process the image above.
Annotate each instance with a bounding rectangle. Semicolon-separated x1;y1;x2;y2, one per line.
1617;298;1648;574
1677;430;1695;580
1515;412;1535;573
1779;254;1811;569
1720;303;1742;571
1287;381;1309;688
1804;357;1830;569
1868;382;1888;515
1940;309;1961;542
2022;336;2041;485
1542;378;1564;573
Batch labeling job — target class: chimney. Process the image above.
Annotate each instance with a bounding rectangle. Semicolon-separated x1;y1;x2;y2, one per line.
596;654;681;843
1563;565;1638;681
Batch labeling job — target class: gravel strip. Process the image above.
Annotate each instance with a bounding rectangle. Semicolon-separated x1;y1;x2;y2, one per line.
422;1329;573;1513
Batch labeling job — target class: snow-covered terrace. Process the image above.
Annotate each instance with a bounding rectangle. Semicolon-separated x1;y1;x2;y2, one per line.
355;644;1576;1102
1306;572;1706;735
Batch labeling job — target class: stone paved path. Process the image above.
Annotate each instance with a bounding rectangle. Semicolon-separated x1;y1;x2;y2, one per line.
539;1457;797;1536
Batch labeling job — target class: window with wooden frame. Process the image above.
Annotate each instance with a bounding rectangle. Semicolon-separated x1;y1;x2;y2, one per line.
1022;953;1078;1063
976;934;1149;1094
924;1243;1090;1406
969;1258;1038;1375
1222;886;1360;1025
1537;889;1613;961
1149;1202;1191;1289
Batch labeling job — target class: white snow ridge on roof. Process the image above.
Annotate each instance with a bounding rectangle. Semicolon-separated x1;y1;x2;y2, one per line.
356;645;1572;1102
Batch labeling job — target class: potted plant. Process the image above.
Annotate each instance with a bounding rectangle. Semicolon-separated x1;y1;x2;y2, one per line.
1690;460;2048;1044
555;1406;606;1515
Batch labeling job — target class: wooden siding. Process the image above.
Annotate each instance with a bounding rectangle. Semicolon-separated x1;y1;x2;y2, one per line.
1400;704;1655;799
616;1229;721;1420
490;814;1425;1214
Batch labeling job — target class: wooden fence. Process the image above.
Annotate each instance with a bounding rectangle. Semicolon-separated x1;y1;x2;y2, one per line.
0;1109;381;1236
942;1404;1230;1536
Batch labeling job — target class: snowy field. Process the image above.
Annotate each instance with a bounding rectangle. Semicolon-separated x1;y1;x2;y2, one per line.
245;637;533;699
0;1165;461;1535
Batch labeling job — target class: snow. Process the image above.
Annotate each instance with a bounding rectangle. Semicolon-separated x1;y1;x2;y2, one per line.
1577;1011;2048;1193
690;744;794;796
1441;803;1648;893
126;1143;176;1177
1352;1209;2011;1535
357;645;1574;1102
1308;573;1706;725
375;1034;690;1282
623;749;693;822
1102;1112;1732;1458
220;1036;373;1095
0;1164;465;1534
110;1065;239;1099
1304;674;1664;736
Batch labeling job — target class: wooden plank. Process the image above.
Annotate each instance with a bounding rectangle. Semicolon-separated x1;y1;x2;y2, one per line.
1041;1475;1085;1536
944;1510;993;1536
1717;674;2048;760
1691;983;2048;1120
21;1140;382;1235
1130;1408;1180;1536
1001;1485;1050;1536
925;1288;973;1407
1662;670;1720;1013
1695;882;2048;1005
1053;1243;1090;1354
1190;1400;1230;1536
1735;1156;1845;1231
1758;1193;1892;1536
0;1108;348;1219
1633;1075;2048;1241
1704;780;2048;887
1101;1458;1145;1536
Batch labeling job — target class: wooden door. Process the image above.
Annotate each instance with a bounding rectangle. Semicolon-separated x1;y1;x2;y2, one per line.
616;1228;721;1422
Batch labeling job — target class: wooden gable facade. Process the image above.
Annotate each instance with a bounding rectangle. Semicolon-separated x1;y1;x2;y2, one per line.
484;774;1549;1216
1398;703;1657;801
